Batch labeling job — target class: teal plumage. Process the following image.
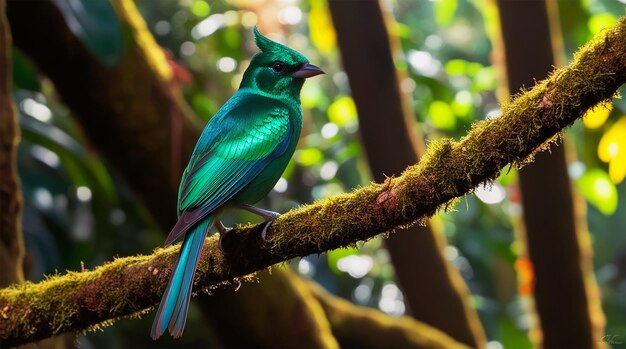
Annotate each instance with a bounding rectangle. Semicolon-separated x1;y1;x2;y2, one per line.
151;27;323;339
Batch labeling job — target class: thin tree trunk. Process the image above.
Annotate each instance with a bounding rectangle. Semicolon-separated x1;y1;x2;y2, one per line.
495;0;604;347
328;1;486;347
1;3;75;348
0;0;24;289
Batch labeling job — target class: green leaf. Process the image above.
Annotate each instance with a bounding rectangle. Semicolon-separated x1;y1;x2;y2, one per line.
577;168;618;215
191;94;217;121
445;59;467;75
428;100;456;130
499;316;533;349
12;51;40;91
497;167;517;186
473;66;496;91
434;0;457;26
51;0;123;67
452;90;473;119
588;13;617;36
296;148;323;166
301;81;328;109
327;247;358;274
20;116;118;206
191;0;210;17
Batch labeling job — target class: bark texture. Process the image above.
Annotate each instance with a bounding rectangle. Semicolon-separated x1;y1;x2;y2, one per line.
496;0;605;347
328;1;485;347
0;0;24;288
1;16;624;345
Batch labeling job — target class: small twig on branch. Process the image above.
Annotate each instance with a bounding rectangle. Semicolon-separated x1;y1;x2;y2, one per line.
0;15;625;349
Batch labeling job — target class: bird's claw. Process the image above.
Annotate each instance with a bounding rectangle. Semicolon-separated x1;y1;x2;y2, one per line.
217;232;229;253
215;220;232;253
236;204;280;243
260;220;275;243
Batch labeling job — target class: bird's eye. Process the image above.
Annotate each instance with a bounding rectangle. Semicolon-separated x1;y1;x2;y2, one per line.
272;61;286;73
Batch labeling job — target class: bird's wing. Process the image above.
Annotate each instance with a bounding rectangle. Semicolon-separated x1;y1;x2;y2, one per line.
164;96;293;246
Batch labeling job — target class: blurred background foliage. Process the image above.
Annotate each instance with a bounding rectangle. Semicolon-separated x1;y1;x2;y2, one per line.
9;0;625;347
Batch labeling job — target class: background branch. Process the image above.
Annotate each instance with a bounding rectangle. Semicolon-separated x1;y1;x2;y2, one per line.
0;16;624;346
201;268;469;349
307;278;470;349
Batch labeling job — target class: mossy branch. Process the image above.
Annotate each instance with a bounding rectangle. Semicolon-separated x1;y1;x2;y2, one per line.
1;16;625;348
307;278;470;349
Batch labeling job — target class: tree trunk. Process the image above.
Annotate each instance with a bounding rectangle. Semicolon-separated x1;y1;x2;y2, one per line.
328;1;486;347
0;0;24;289
495;0;604;347
1;2;76;348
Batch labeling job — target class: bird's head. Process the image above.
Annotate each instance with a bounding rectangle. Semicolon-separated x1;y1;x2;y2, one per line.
240;27;324;99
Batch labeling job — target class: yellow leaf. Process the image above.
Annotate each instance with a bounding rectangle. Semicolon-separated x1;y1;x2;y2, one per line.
309;0;336;54
609;156;626;184
598;117;626;161
583;101;612;129
328;96;357;127
598;117;626;184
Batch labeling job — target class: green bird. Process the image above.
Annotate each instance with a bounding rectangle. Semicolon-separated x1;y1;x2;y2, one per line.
151;27;324;339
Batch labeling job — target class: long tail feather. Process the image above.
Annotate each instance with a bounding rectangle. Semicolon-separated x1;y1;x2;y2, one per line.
151;218;211;339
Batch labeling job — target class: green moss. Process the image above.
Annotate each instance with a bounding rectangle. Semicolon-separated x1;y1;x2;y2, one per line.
110;0;172;82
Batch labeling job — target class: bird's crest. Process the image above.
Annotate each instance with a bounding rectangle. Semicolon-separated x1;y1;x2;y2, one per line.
253;26;307;63
254;26;283;55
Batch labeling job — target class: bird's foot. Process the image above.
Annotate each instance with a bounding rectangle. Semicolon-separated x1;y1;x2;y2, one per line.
238;204;280;243
215;219;232;252
260;219;276;243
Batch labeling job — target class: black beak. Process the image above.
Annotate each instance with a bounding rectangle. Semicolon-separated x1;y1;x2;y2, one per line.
291;63;325;79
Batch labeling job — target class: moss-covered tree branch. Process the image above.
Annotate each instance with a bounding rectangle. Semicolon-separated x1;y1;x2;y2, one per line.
0;16;624;346
306;277;469;349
